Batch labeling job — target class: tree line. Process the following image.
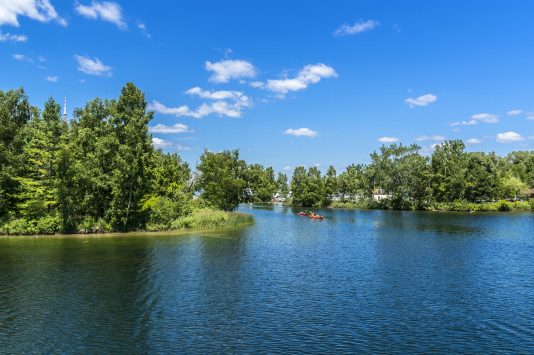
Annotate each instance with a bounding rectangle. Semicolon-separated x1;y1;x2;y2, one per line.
288;142;534;210
2;83;534;234
0;84;274;234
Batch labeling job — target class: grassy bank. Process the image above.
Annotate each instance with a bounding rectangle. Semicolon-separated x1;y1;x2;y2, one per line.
329;199;534;212
0;208;254;236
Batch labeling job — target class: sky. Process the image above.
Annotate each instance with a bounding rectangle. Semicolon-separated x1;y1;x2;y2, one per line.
1;0;534;173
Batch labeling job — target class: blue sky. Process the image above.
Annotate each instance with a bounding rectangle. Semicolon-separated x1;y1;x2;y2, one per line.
1;1;534;172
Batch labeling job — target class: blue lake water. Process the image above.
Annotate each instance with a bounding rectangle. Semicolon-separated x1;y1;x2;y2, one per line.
1;205;533;353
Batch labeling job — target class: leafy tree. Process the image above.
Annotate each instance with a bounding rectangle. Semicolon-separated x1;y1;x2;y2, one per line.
464;152;500;202
275;172;289;199
0;89;33;220
107;83;154;230
323;165;338;205
431;140;468;202
196;149;245;211
15;98;66;219
290;166;325;207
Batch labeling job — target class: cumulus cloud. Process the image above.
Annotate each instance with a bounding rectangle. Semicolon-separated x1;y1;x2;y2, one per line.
148;101;190;117
415;135;446;142
496;131;524;143
284;128;318;138
149;123;191;134
75;1;126;29
75;54;112;76
256;63;337;97
405;94;437;108
0;0;66;26
185;86;247;102
507;109;523;116
45;75;58;82
378;136;399;143
334;19;380;36
149;100;246;119
0;31;27;42
205;59;256;83
465;138;482;145
151;137;173;149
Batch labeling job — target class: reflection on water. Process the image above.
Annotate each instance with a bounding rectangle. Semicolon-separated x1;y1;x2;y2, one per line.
1;206;533;353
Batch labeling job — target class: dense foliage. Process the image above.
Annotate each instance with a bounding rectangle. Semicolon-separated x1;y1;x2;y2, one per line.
1;84;533;235
290;141;534;209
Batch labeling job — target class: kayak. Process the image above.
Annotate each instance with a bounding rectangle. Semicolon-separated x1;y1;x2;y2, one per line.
309;215;324;220
297;212;308;216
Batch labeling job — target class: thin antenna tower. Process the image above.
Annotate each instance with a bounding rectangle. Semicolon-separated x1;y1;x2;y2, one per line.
63;97;67;121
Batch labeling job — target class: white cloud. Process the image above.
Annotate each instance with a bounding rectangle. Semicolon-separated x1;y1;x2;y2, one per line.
12;53;32;62
527;115;534;120
148;100;246;119
284;128;318;138
471;113;498;123
507;109;523;116
415;135;446;142
0;31;27;42
137;22;150;38
45;75;58;82
205;59;256;83
451;113;499;126
465;138;482;145
283;166;291;170
75;1;126;29
450;119;477;127
148;101;190;117
152;137;173;149
496;132;524;143
149;123;191;134
378;136;399;143
0;0;66;26
334;19;380;36
38;55;45;62
186;86;246;101
75;54;112;76
405;93;437;108
261;63;337;96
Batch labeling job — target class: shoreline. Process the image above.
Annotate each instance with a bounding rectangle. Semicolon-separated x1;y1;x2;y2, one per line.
0;222;255;239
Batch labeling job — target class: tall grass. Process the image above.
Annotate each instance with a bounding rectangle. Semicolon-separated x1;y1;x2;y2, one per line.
169;208;254;231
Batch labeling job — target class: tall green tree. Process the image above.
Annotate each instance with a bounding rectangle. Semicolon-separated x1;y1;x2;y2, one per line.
431;140;468;202
275;172;289;199
107;83;154;230
196;149;245;211
0;89;33;220
16;98;66;220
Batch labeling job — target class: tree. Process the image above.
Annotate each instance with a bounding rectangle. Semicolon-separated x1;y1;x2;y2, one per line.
368;143;431;209
464;152;500;202
275;172;289;199
196;149;245;211
15;98;66;220
323;165;338;205
242;164;276;203
0;89;33;220
431;140;468;202
107;83;154;230
290;166;325;207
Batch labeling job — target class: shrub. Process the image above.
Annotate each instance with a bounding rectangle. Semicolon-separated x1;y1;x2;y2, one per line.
497;200;512;212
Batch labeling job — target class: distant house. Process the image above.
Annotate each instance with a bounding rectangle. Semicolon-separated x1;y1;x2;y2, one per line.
526;188;534;199
272;192;286;203
372;188;391;201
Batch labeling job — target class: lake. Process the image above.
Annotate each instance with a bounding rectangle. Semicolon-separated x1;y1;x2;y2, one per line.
1;205;533;353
